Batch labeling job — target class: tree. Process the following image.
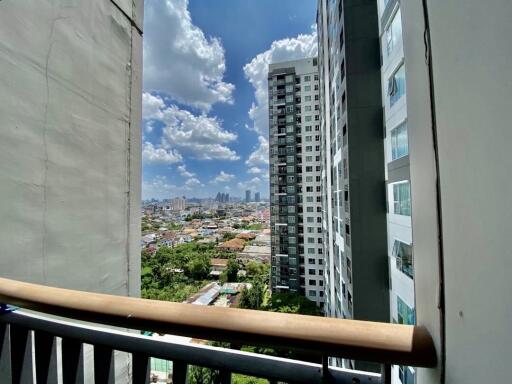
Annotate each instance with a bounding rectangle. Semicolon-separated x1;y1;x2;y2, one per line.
239;279;265;310
186;254;211;280
225;259;239;282
222;232;236;241
245;261;269;278
188;366;220;384
266;293;322;316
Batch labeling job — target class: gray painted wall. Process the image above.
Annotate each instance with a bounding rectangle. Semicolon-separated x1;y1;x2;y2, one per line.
344;0;389;324
0;0;142;298
403;0;512;382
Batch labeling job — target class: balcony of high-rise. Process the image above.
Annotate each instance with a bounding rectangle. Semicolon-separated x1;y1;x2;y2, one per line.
1;1;511;383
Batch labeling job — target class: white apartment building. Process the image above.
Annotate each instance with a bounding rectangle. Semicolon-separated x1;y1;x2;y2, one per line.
268;58;324;307
378;0;415;382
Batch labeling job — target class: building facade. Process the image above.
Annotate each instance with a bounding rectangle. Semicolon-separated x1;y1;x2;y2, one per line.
245;190;251;203
171;196;187;212
268;58;324;307
317;0;389;370
377;0;416;382
0;0;143;380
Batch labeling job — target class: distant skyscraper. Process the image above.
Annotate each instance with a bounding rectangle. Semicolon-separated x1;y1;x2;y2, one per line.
215;192;229;203
245;190;251;203
268;57;324;307
254;192;261;202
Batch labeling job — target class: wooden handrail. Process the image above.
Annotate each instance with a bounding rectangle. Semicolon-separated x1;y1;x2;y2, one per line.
0;278;436;367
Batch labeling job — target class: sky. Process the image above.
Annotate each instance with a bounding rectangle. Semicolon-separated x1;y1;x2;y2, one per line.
141;0;318;200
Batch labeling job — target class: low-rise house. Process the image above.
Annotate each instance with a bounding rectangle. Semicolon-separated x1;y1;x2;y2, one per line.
237;245;271;264
236;232;256;241
209;258;228;278
217;238;245;252
142;233;157;245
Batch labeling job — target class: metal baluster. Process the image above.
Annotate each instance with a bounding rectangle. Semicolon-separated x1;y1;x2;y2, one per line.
219;369;232;384
321;355;333;383
34;330;58;383
0;323;11;381
94;345;115;384
10;325;33;384
132;353;150;384
381;364;391;384
172;361;188;384
62;338;85;384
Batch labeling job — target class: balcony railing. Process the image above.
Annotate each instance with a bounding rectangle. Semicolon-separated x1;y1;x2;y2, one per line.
0;278;436;383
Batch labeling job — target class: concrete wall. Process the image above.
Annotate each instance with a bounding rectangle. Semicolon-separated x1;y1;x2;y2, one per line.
429;1;512;382
403;0;512;382
0;0;142;298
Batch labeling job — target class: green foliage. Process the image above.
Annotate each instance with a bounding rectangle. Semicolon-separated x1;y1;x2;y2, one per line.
266;293;322;316
187;254;211;280
221;232;236;241
239;279;266;310
245;261;269;278
185;212;213;221
141;242;230;302
244;223;264;230
226;259;239;282
167;222;183;230
188;366;220;384
188;366;268;384
232;375;268;384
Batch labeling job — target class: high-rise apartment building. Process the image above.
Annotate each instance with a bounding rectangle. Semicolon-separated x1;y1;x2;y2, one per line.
171;196;187;212
376;1;415;382
317;0;389;369
245;190;251;203
254;192;261;202
268;58;324;306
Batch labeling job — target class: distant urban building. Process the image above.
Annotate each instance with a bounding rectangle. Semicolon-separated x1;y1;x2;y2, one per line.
215;192;230;203
245;190;251;203
268;57;324;307
171;196;186;211
254;192;261;202
318;0;389;371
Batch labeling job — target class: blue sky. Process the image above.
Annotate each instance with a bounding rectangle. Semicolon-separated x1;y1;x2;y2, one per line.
141;0;318;200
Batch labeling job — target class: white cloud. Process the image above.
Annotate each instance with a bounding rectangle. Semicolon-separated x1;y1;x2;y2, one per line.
246;136;269;166
237;177;265;193
243;27;318;136
248;167;263;174
144;121;155;133
142;92;165;120
185;177;204;189
142;175;177;200
142;142;182;164
144;0;234;111
211;171;235;183
142;92;240;161
177;164;195;178
143;175;208;199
